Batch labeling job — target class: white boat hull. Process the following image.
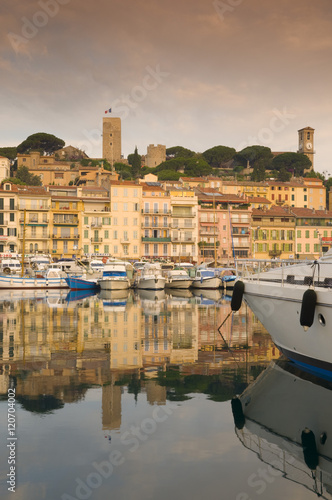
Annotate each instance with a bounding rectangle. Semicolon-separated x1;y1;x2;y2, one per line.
165;278;193;289
137;277;166;290
0;275;68;289
99;279;130;291
243;280;332;374
191;276;221;289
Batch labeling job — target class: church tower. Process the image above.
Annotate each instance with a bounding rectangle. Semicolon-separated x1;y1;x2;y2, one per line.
102;117;122;166
298;126;315;170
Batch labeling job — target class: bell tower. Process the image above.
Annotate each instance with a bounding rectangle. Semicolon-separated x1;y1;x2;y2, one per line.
298;126;315;170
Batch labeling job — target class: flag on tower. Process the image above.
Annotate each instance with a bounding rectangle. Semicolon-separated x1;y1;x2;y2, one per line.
105;108;112;114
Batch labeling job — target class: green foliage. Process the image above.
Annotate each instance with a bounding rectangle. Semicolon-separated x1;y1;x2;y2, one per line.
250;159;266;182
304;170;325;181
17;133;65;155
15;166;42;186
128;147;141;178
166;146;195;158
235;145;273;169
0;147;17;160
271;152;312;176
2;177;25;185
277;167;292;182
183;157;212;176
202;145;236;168
157;170;181;181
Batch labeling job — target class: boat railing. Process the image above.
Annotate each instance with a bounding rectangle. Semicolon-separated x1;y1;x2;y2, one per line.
235;258;316;285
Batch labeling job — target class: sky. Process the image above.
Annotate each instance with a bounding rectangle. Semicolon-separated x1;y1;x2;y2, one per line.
1;0;332;174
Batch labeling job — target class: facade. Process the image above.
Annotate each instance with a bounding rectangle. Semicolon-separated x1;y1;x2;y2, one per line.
109;181;142;260
292;208;332;259
80;186;111;257
141;183;171;260
102;117;122;165
251;206;296;259
49;187;83;259
0;156;10;183
145;144;166;168
0;183;19;254
169;187;198;263
18;151;79;186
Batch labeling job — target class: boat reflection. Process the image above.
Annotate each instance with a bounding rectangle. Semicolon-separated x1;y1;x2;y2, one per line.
98;288;130;311
233;358;332;499
192;288;223;304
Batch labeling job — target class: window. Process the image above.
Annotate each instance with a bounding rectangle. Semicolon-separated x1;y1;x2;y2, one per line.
123;203;128;211
297;230;301;238
105;230;109;239
291;195;295;201
124;218;128;226
134;189;138;197
113;188;118;196
113;217;117;225
10;213;14;222
113;230;118;239
104;245;109;253
113;202;118;211
305;230;310;238
133;231;138;239
124;188;128;197
297;243;302;252
84;230;88;238
114;245;118;253
133;245;138;254
10;199;14;210
84;217;88;224
305;243;310;252
144;244;149;255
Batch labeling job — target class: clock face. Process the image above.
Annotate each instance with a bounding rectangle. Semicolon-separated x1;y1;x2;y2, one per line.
306;142;312;150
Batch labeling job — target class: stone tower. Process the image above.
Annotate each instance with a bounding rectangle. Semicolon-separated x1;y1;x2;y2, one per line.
298;126;315;170
102;117;122;166
145;144;166;168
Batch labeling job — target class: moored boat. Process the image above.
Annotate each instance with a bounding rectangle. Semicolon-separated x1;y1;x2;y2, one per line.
191;269;222;289
136;262;166;290
98;261;131;290
165;267;193;289
65;275;100;291
237;250;332;378
0;268;68;289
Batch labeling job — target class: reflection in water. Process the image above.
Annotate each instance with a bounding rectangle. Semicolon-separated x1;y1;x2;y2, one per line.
0;290;282;499
233;359;332;499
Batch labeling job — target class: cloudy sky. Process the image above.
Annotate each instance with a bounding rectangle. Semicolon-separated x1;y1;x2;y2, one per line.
1;0;332;173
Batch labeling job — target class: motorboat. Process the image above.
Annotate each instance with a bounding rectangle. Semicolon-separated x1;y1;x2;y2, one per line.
89;259;105;273
0;268;68;289
233;358;332;498
165;267;193;289
136;262;166;290
219;268;238;290
30;254;51;271
191;269;222;289
65;275;100;291
236;250;332;378
98;261;131;290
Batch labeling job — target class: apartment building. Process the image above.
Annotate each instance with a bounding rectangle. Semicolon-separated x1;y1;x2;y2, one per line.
79;186;111;257
169;187;198;263
109;181;142;260
141;183;171;260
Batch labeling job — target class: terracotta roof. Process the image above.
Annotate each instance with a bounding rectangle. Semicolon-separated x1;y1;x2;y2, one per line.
291;207;332;218
246;196;272;203
252;205;292;216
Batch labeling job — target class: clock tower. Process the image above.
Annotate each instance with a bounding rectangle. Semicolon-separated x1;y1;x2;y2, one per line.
298;126;315;170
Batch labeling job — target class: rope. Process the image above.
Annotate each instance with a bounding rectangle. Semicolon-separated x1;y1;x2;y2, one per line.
217;310;233;349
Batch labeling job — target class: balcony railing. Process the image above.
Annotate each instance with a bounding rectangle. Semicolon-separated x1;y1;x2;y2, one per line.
141;222;169;229
120;238;130;244
91;238;103;243
171;237;196;243
52;234;77;239
91;222;103;228
141;209;171;214
142;237;172;242
171;223;196;229
53;219;78;225
171;211;194;218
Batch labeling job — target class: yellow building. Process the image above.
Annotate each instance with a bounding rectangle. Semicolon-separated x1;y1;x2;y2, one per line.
169;187;199;263
141;183;171;260
110;181;142;260
17;151;79;186
251;206;296;259
0;182;20;254
79;186;111;257
49;186;83;259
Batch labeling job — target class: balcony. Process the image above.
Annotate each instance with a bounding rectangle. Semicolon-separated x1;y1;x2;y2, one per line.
269;249;282;257
171;236;196;243
141;222;169;229
142;237;172;242
171;223;196;229
120;238;130;244
199;220;219;225
53;219;78;225
91;222;103;228
91;238;103;243
171;211;195;218
142;209;171;215
52;234;76;239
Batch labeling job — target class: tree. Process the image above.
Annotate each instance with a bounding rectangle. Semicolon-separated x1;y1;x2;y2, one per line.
166;146;195;159
17;133;65;155
15;166;42;186
234;145;273;169
250;159;266;182
0;147;17;160
271;152;312;176
157;170;181;181
183;157;212;177
202;145;236;168
277;167;292;182
128;146;141;178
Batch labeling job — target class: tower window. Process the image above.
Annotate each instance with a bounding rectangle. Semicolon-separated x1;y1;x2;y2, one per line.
110;142;112;146
307;132;310;140
110;133;112;137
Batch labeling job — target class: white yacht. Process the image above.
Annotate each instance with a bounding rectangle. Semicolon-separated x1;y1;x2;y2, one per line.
136;262;166;290
165;267;193;289
191;269;222;289
98;261;131;290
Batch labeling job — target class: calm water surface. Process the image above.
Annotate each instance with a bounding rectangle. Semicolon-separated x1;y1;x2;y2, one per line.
0;288;330;500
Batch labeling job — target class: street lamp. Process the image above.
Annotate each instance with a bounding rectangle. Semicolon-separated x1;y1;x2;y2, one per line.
316;229;322;258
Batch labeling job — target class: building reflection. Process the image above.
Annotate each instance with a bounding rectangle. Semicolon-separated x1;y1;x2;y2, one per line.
0;289;280;430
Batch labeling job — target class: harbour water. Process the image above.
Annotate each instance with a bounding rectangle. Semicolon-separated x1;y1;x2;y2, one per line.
0;289;330;500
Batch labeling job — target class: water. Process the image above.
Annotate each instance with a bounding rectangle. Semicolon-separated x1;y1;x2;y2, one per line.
0;288;330;500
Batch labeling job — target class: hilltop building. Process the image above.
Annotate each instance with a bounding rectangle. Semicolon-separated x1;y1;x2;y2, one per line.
298;126;315;170
145;144;166;168
102;117;122;166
